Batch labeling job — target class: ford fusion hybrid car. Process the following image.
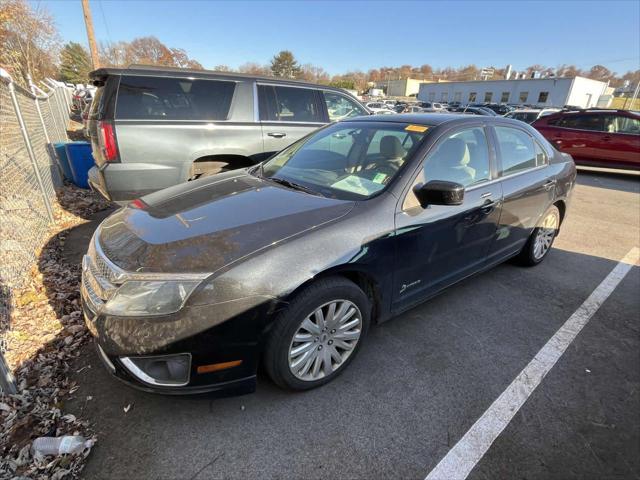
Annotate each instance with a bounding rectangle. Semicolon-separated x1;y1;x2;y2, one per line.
81;114;576;395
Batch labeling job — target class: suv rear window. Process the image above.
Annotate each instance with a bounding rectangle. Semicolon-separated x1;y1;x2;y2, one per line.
116;76;236;120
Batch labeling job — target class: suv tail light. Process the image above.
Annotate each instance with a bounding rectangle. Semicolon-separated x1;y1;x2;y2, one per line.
98;120;119;162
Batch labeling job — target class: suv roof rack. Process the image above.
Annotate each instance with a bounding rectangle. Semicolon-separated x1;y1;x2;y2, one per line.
89;64;342;90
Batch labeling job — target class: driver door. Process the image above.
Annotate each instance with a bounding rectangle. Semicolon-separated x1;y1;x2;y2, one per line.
393;126;502;312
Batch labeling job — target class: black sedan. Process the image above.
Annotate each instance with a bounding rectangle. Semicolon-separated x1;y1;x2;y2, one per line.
81;114;576;395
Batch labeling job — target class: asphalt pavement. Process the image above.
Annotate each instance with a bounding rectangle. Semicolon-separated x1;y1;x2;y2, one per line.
66;169;640;480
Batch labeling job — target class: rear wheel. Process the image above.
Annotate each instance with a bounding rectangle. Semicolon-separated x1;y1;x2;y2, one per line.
516;205;560;266
264;277;370;391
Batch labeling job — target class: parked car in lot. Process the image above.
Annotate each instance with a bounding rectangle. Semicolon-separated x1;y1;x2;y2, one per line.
505;108;561;124
476;103;514;115
87;66;369;203
533;109;640;170
419;102;445;111
451;106;498;116
81;101;92;139
81;113;576;395
365;102;394;114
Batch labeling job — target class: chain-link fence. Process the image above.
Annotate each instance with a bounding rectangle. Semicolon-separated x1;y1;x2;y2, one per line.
0;69;71;393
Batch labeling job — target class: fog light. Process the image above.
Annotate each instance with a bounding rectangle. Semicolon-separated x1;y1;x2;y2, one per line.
120;354;191;387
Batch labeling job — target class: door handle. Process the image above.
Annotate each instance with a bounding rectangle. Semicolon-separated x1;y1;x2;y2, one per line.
602;135;612;141
480;199;497;214
542;180;556;190
267;132;286;138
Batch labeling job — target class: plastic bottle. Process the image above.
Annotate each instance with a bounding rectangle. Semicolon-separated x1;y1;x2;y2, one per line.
31;436;92;456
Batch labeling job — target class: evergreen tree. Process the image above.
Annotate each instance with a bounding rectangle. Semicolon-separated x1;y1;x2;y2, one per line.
270;50;302;79
59;42;92;84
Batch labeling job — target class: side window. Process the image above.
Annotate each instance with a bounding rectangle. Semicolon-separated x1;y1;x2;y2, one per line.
534;141;548;166
258;85;322;122
323;92;366;121
403;127;491;211
495;126;538;175
116;76;236;120
604;115;640;134
558;114;603;131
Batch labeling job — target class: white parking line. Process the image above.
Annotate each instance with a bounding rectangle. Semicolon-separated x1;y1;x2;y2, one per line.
425;247;640;480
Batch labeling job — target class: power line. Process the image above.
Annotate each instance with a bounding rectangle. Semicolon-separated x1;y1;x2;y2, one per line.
97;0;113;46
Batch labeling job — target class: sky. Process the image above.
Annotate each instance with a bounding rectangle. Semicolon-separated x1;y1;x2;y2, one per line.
34;0;640;75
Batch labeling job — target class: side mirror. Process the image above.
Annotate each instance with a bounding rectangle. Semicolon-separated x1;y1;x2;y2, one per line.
413;180;465;208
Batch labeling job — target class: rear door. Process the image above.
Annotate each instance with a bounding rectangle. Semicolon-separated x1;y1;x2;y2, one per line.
551;113;604;161
486;125;555;263
599;114;640;168
258;84;326;156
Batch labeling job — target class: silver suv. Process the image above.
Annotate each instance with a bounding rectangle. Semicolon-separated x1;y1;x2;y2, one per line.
87;65;369;203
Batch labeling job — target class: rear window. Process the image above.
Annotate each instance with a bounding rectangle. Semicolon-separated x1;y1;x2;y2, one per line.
116;75;236;120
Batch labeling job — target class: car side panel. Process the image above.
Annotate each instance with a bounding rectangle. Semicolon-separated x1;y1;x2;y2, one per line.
594;131;640;168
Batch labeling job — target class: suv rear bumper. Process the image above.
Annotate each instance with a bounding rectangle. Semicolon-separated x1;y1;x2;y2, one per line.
88;163;184;203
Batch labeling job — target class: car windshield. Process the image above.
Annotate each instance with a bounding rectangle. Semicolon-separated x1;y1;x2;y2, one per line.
258;122;430;200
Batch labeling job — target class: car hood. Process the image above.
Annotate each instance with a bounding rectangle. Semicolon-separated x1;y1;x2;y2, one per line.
97;171;354;273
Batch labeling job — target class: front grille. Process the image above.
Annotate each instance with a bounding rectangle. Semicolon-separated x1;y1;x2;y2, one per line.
82;272;104;312
82;234;121;312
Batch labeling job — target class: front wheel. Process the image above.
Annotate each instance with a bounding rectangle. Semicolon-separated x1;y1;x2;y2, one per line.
516;205;560;266
263;277;370;391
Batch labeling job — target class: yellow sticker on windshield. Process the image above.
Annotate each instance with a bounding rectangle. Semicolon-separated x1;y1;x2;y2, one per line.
405;124;429;133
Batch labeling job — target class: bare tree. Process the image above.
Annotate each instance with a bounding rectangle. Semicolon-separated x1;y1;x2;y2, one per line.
0;0;60;85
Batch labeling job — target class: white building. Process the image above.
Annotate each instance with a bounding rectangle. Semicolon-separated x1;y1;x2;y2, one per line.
418;76;609;108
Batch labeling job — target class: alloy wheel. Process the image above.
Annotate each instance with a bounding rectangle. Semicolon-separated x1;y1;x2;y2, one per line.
288;300;362;381
533;212;558;260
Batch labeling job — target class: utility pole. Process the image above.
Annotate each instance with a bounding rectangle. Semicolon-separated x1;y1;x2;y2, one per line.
81;0;100;69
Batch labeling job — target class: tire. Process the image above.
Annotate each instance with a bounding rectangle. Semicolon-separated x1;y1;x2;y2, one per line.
264;277;371;391
516;205;560;267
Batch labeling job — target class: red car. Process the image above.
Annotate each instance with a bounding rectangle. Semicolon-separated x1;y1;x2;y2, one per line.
533;109;640;170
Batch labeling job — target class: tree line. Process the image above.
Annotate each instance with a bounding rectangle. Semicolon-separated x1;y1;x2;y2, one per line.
1;0;638;91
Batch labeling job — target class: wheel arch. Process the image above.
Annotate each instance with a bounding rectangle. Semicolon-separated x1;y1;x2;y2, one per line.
279;266;386;326
189;154;257;178
553;199;566;226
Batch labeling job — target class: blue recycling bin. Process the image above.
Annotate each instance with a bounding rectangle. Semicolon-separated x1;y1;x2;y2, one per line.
65;142;94;189
53;142;74;180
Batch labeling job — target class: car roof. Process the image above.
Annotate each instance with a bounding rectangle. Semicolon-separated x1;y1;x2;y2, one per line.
342;113;497;125
89;64;349;92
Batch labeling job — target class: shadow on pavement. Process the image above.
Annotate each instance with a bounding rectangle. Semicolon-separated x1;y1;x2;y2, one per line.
577;168;640;194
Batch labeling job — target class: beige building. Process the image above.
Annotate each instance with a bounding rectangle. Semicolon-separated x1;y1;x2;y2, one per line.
375;78;425;97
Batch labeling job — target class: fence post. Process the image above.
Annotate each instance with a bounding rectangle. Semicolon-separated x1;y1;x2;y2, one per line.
27;75;51;145
1;69;55;223
0;352;17;394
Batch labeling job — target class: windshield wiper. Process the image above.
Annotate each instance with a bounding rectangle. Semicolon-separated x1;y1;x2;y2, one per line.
268;176;323;196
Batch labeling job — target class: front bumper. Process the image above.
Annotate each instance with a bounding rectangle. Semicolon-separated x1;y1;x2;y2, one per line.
94;341;256;396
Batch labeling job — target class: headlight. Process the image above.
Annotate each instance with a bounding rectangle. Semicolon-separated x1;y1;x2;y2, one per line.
102;280;201;316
